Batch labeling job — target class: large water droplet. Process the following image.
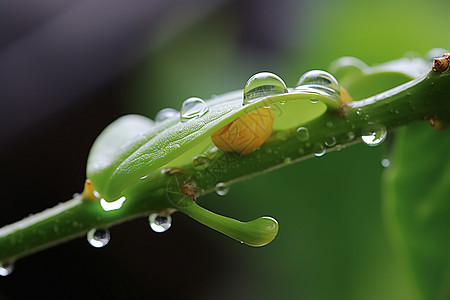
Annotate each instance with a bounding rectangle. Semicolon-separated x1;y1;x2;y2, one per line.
0;262;14;276
296;70;341;96
243;72;288;105
87;228;110;248
180;97;209;122
361;128;387;146
155;108;179;122
295;127;310;142
149;214;172;233
215;182;229;196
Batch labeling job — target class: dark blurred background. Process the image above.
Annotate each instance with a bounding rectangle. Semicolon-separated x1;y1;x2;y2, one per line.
0;0;449;299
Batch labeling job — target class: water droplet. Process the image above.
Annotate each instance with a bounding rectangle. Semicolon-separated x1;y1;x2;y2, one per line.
283;157;292;164
314;143;326;157
364;114;370;120
265;148;273;154
0;262;14;276
296;70;340;95
326;121;334;128
324;136;336;147
243;72;288;105
193;156;210;170
310;99;318;104
361;128;387;146
276;131;288;141
381;158;391;168
87;228;110;248
295;127;310;141
100;196;126;211
149;214;172;233
215;182;229;196
180;97;209;122
356;108;362;115
155;108;178;122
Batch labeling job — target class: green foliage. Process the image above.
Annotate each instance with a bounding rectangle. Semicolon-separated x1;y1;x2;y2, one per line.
383;123;450;300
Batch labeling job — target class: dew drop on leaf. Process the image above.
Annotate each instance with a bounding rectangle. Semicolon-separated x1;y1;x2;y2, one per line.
296;70;341;96
295;127;310;142
0;262;14;276
155;108;179;122
87;228;110;248
361;128;387;146
243;72;288;105
215;182;229;196
180;97;209;122
149;214;172;233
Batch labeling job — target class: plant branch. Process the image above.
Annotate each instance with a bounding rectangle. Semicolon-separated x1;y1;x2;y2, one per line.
1;62;449;263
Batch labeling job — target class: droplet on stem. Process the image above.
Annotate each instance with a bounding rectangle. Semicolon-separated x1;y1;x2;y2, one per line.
215;182;229;196
87;228;111;248
149;214;172;233
243;72;288;105
361;128;387;146
295;127;310;142
180;97;209;122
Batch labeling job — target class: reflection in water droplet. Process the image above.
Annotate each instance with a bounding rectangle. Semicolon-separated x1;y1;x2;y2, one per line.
243;72;288;105
296;127;310;142
0;262;14;276
180;97;209;122
155;108;179;122
381;159;391;168
361;128;387;146
324;136;336;147
310;99;318;104
87;228;110;248
149;214;172;233
193;156;210;170
314;144;326;157
283;157;292;164
100;197;126;212
215;182;229;196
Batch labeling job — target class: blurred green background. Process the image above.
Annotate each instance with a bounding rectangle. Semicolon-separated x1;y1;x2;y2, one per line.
0;0;449;299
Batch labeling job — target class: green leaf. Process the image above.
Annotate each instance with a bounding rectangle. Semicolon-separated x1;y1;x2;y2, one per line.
383;122;450;300
87;89;339;201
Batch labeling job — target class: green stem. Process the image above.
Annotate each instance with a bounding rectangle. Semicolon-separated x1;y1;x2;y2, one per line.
0;68;449;263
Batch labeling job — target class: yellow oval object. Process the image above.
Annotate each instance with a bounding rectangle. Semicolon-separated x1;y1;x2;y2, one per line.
211;107;274;155
340;86;353;103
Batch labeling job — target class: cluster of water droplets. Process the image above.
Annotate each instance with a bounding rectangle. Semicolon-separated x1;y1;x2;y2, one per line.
180;97;209;122
87;228;111;248
149;213;172;233
242;72;288;105
294;70;341;102
0;262;14;276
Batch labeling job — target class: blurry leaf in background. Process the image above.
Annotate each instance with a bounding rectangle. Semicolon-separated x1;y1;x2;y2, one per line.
383;123;450;300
